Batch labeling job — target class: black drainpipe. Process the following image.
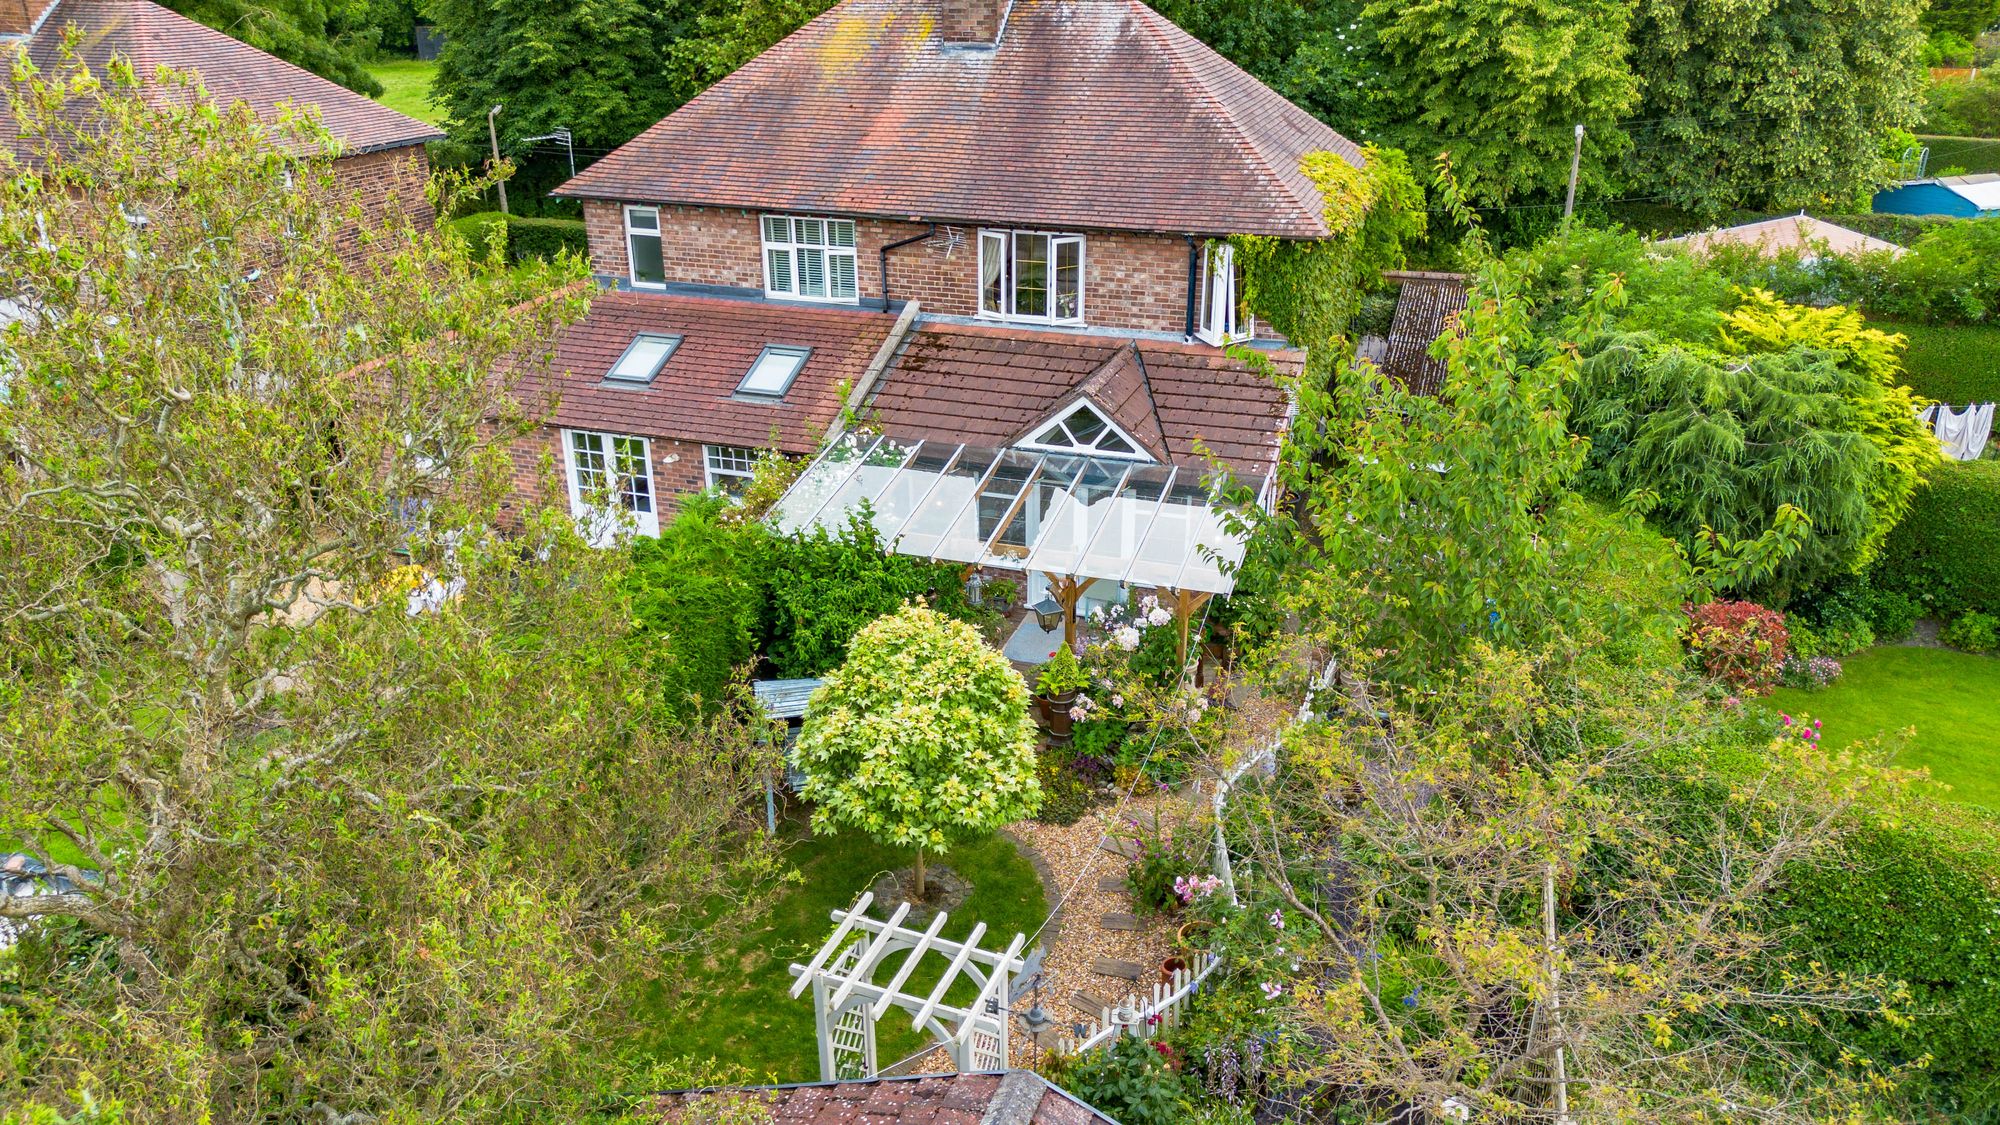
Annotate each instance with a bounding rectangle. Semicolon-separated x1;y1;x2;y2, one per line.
879;224;938;311
1183;234;1201;342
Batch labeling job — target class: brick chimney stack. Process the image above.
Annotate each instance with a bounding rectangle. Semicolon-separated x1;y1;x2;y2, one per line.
0;0;58;37
934;0;1008;44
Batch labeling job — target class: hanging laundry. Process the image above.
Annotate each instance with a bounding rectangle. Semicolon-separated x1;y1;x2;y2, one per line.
1930;402;1995;461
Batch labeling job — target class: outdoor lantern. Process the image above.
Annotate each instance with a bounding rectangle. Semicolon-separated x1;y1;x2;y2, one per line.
1029;597;1064;632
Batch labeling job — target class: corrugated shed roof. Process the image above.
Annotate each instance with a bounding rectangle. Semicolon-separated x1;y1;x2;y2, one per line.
1379;271;1467;397
502;290;901;455
2;0;442;161
868;320;1297;474
554;0;1360;239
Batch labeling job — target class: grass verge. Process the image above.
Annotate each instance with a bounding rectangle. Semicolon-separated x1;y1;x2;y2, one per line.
364;58;443;126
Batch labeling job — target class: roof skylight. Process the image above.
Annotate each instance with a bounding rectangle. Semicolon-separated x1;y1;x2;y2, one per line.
607;333;680;384
738;345;811;398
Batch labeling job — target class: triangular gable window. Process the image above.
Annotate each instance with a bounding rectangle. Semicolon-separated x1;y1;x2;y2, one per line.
1019;401;1147;459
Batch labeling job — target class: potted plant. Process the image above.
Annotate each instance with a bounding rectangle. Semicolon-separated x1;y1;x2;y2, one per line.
1033;646;1089;737
984;578;1020;615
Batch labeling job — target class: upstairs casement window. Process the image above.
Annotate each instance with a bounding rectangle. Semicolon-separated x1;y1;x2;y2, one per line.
762;215;859;302
979;230;1084;325
565;429;658;543
1196;241;1253;345
625;206;666;288
1018;401;1147;459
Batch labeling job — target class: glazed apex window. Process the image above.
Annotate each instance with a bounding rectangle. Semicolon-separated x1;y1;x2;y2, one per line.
625;206;666;288
979;230;1083;325
762;215;859;302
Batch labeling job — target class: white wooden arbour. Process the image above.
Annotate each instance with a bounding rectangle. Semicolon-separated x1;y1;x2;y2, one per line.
788;892;1029;1082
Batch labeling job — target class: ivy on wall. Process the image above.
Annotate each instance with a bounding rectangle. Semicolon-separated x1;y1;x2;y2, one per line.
1233;143;1426;361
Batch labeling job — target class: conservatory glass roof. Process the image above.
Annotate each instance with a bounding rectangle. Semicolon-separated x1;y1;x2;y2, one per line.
770;434;1272;595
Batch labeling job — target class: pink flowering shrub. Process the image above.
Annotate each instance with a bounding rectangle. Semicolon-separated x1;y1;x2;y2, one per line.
1684;600;1790;693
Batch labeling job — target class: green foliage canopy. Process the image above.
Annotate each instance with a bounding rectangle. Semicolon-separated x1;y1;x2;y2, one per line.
794;603;1041;857
1625;0;1927;216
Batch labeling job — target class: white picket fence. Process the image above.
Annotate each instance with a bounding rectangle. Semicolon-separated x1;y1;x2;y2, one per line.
1056;950;1221;1055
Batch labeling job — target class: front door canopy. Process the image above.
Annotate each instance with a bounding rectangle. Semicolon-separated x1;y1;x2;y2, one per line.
769;433;1274;595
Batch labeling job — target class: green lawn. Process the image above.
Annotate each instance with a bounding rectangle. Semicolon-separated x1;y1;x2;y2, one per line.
1883;320;2000;405
1768;646;2000;809
632;819;1050;1084
364;58;443;126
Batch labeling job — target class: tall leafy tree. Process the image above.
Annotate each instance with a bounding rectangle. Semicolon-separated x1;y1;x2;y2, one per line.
164;0;386;94
1360;0;1639;206
0;56;782;1120
1627;0;1926;217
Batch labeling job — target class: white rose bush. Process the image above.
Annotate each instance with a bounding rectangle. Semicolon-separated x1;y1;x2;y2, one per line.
795;602;1042;895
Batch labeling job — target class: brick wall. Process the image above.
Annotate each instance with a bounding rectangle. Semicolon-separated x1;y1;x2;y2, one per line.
582;200;1198;335
334;144;436;234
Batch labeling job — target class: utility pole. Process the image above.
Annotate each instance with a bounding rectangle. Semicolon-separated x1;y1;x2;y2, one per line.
1562;123;1584;234
1545;863;1572;1125
487;104;508;215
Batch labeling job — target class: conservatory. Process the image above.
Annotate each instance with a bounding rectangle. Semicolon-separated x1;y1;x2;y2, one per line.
770;432;1273;652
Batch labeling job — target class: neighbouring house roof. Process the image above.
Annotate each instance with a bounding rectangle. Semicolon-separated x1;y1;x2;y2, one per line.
553;0;1362;239
1659;214;1907;260
1932;172;2000;210
1;0;443;163
649;1070;1116;1124
502;290;902;455
867;321;1299;476
1378;270;1467;397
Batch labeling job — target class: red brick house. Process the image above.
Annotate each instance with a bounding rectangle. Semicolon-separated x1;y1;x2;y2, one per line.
507;0;1359;604
2;0;442;230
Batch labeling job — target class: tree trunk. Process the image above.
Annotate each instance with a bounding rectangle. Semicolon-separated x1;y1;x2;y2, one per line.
915;849;927;900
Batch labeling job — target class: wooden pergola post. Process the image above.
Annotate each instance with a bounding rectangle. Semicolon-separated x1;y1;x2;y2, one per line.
1163;587;1213;671
1041;573;1087;653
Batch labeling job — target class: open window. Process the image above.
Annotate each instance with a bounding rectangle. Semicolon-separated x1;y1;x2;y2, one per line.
1196;241;1253;345
565;429;658;544
1017;401;1147;459
979;230;1084;325
625;206;665;288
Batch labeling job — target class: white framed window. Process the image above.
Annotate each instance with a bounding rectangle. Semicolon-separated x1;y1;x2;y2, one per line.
762;215;858;302
565;429;658;543
704;444;760;498
1018;401;1148;459
979;230;1083;325
1196;241;1253;345
625;206;665;288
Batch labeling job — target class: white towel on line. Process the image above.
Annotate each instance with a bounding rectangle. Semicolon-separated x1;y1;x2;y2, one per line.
1930;402;1994;461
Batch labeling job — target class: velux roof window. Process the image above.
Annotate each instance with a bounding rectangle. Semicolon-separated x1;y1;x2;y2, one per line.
738;345;811;398
607;333;680;384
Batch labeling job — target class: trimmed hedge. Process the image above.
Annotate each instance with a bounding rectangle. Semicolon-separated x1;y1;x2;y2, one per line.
440;211;588;266
1812;212;1959;248
1771;811;2000;1115
625;497;770;717
1871;458;2000;620
1882;321;2000;403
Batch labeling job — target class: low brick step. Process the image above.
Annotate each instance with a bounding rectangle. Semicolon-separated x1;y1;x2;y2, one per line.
1097;874;1128;892
1100;912;1142;931
1090;957;1145;981
1069;990;1111;1018
1097;836;1139;859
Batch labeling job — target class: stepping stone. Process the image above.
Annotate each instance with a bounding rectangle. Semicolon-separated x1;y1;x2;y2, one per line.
1097;874;1128;892
1098;836;1139;858
1100;912;1142;931
1091;956;1145;981
1069;990;1112;1018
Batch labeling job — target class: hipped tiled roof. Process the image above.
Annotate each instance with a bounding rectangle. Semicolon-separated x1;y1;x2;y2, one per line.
2;0;442;162
555;0;1361;239
1379;270;1467;397
649;1071;1116;1124
502;290;901;454
869;320;1298;474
